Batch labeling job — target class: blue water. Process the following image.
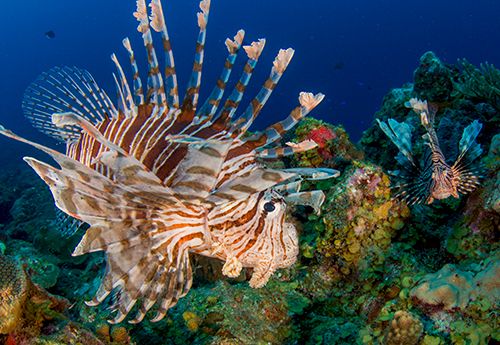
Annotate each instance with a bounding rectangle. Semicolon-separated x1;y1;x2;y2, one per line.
0;0;499;153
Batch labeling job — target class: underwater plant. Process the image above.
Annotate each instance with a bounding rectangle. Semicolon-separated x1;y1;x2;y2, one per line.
377;98;483;205
0;0;338;324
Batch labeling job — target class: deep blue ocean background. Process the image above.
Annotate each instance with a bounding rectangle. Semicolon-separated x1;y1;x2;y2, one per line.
0;0;499;163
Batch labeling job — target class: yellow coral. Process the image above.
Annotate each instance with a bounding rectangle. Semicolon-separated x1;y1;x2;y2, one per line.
110;326;130;344
183;311;201;332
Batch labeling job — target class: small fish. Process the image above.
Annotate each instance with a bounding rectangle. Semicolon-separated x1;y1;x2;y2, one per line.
45;30;56;39
0;0;338;323
332;61;344;70
377;98;483;205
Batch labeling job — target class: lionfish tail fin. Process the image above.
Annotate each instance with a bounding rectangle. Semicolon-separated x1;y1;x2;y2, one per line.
182;0;211;112
377;118;415;165
22;66;117;142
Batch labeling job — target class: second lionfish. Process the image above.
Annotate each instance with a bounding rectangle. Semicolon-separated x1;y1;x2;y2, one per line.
0;0;338;323
378;98;483;205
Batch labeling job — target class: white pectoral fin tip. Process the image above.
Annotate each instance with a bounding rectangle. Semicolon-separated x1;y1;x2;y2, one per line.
272;48;295;73
243;39;266;59
299;92;325;111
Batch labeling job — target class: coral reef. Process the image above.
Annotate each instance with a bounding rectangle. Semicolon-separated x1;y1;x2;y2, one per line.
0;50;498;344
301;161;409;276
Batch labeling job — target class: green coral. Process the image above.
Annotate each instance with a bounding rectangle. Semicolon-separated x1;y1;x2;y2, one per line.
454;59;500;110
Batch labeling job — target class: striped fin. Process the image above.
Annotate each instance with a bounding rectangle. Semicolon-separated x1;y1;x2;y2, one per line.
0;125;205;323
231;48;295;136
111;53;136;117
149;0;179;108
196;30;245;120
208;168;296;204
164;136;233;204
256;140;318;159
182;0;211;112
281;167;340;181
246;92;325;148
53;208;86;238
122;38;145;105
456;120;483;164
133;0;167;107
284;190;326;215
22;66;117;142
211;39;266;126
377;118;416;166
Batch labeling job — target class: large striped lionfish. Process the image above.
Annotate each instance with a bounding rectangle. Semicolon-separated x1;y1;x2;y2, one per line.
378;98;483;205
0;0;338;323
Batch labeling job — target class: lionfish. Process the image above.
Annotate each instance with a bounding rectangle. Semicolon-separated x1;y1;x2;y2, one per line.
0;0;338;323
378;98;483;205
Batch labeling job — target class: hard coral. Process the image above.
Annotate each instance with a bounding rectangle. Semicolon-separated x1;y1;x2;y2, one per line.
0;255;27;334
384;310;423;345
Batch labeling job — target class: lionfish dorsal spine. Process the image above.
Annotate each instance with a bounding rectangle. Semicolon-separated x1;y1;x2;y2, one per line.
182;0;211;112
122;37;145;105
149;0;179;108
195;29;245;121
231;48;295;136
134;0;167;107
211;39;266;126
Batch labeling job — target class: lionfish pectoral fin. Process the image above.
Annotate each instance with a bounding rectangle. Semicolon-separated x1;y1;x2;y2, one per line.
284;190;326;215
249;260;276;289
82;219;203;324
246;92;325;150
255;139;318;159
455;120;483;166
377;118;416;165
167;138;233;203
281;167;340;181
208;168;296;204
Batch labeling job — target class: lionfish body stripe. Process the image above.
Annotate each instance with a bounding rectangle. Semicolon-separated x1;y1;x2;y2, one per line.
378;98;483;205
0;0;339;323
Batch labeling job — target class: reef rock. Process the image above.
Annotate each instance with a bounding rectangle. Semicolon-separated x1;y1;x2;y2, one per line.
411;254;500;314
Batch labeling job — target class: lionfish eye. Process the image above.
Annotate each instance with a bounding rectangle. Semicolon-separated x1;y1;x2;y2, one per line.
263;202;276;212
